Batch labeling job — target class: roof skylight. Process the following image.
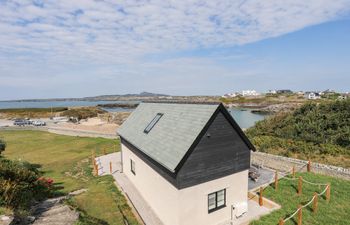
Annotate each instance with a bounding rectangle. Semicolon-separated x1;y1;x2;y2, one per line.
144;113;163;133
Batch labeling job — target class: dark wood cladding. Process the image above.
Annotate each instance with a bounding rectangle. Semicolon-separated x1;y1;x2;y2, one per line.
176;112;251;189
120;105;252;190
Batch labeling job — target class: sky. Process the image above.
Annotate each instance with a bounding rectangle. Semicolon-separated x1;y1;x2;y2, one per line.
1;0;350;100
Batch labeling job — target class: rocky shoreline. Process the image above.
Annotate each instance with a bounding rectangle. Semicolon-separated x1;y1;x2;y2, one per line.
225;102;302;114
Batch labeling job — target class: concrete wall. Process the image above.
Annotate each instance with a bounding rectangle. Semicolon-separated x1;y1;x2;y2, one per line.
122;143;248;225
252;152;350;180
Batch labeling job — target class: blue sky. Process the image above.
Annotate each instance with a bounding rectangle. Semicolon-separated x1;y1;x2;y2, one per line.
1;0;350;100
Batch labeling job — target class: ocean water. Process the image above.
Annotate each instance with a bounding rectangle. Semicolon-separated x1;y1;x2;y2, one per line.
228;108;266;129
0;100;137;109
0;100;267;128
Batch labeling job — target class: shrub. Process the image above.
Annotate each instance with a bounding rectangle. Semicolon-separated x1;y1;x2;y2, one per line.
0;139;5;155
247;100;350;150
0;159;53;210
61;107;106;121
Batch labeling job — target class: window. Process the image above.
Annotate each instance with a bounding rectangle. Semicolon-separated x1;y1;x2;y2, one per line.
208;189;226;213
130;159;136;175
144;113;163;133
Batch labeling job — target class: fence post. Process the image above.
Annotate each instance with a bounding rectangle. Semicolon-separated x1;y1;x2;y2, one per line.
259;187;263;206
274;170;278;190
313;192;318;213
298;176;303;195
94;159;98;176
110;161;113;174
292;166;296;178
91;154;95;168
326;184;331;202
307;160;311;172
278;218;285;225
298;205;302;225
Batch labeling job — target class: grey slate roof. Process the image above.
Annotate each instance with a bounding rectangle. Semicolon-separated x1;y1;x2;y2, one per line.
117;102;219;172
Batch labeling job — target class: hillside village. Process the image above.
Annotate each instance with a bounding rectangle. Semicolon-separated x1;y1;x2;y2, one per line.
222;89;349;100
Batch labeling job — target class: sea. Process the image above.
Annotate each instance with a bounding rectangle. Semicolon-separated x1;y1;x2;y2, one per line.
0;100;267;129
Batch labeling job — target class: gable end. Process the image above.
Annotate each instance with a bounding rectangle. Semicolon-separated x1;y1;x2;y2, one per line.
174;103;255;174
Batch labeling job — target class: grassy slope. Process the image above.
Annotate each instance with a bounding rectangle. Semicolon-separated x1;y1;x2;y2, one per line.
0;130;138;225
251;172;350;225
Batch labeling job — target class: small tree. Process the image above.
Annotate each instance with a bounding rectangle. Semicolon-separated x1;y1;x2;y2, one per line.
0;138;5;155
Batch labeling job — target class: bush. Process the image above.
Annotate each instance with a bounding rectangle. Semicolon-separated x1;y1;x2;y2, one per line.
247;100;350;150
0;159;53;210
0;139;5;155
250;135;347;156
61;107;106;121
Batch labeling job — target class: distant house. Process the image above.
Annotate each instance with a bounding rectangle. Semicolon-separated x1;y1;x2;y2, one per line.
267;90;277;94
118;102;255;225
241;90;259;96
222;92;238;98
319;89;336;95
305;92;321;100
276;89;293;94
338;94;348;100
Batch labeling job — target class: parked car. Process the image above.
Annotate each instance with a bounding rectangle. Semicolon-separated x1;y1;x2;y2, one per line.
32;120;46;126
13;119;26;126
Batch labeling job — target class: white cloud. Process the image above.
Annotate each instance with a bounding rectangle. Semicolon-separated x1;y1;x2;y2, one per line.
0;0;349;98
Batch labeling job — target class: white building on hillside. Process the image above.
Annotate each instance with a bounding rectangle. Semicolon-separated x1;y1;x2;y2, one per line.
222;92;238;98
242;90;259;96
305;92;321;100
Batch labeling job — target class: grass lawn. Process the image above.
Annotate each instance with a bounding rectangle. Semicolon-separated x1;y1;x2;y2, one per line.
251;172;350;225
0;130;139;225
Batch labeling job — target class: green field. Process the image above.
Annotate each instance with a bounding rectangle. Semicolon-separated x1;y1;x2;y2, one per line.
250;172;350;225
1;130;349;225
0;130;138;225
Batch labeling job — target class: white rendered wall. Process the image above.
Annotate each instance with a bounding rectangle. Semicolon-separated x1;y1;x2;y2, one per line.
121;143;248;225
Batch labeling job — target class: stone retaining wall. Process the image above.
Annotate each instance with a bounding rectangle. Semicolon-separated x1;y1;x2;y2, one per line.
252;152;350;180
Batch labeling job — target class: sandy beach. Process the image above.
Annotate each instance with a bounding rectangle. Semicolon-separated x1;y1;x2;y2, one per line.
51;117;119;135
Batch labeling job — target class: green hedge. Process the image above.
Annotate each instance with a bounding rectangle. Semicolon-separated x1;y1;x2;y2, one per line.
247;100;350;150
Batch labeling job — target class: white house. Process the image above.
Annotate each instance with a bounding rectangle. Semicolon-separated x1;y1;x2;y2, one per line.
305;92;321;100
222;92;238;98
241;90;259;96
117;102;255;225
